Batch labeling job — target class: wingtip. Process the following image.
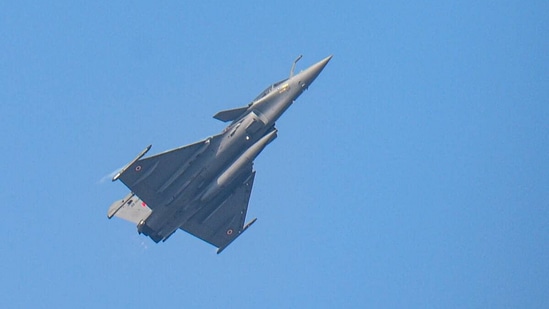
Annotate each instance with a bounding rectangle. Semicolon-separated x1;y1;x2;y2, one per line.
216;218;258;254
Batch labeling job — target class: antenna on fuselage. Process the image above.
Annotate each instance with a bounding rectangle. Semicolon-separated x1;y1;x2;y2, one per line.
289;55;303;77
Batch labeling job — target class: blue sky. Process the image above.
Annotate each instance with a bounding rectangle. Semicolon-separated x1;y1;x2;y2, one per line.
1;1;548;308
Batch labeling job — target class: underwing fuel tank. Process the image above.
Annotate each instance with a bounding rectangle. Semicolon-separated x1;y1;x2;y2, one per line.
201;129;278;202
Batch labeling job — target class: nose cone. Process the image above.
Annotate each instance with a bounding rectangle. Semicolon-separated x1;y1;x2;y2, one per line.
296;55;332;89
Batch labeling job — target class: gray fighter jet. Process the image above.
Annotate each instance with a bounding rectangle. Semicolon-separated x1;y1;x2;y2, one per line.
108;55;332;253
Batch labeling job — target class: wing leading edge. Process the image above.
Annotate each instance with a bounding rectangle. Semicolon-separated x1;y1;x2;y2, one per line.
116;135;220;209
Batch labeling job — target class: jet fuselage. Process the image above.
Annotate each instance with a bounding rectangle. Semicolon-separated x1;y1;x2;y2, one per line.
111;55;332;248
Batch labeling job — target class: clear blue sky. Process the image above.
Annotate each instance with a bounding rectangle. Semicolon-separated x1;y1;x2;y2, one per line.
1;1;548;308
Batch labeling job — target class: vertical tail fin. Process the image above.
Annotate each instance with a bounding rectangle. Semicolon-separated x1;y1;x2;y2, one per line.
107;192;152;224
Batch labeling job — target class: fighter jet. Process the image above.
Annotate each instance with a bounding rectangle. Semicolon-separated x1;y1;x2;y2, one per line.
108;55;332;253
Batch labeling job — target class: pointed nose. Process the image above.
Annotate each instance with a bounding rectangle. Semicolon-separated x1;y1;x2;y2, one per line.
296;55;332;89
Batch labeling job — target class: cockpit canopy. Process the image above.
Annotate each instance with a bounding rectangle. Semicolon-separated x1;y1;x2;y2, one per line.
252;79;288;102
